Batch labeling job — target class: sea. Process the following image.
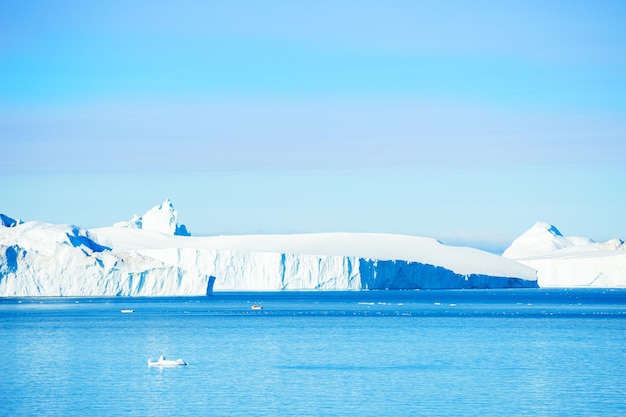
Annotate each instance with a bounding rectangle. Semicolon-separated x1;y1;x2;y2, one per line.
1;289;625;417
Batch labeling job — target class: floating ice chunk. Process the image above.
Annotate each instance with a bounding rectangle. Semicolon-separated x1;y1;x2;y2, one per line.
148;355;188;367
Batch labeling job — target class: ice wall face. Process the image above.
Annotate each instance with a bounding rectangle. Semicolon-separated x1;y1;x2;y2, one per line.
136;248;364;291
359;259;536;289
503;222;626;288
0;201;541;295
4;203;624;292
0;243;216;297
0;222;213;296
0;215;538;296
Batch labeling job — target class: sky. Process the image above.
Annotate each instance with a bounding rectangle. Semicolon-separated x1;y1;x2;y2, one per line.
1;0;625;253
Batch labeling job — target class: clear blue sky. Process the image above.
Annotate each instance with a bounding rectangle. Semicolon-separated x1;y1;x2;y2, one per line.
1;0;625;253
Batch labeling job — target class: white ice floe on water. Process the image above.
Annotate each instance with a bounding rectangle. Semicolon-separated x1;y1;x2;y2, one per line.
503;222;626;288
148;355;188;367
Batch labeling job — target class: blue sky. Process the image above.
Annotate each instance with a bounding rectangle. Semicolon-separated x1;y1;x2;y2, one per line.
1;0;625;252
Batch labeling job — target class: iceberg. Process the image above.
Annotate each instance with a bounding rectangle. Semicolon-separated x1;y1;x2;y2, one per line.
148;355;188;367
503;222;626;287
90;228;538;291
0;201;538;296
0;221;204;297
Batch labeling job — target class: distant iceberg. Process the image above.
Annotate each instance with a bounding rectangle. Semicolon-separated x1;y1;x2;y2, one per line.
503;222;626;288
113;199;190;236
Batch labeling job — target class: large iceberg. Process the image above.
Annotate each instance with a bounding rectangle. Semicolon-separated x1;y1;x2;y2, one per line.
0;201;538;296
503;222;626;288
0;221;209;296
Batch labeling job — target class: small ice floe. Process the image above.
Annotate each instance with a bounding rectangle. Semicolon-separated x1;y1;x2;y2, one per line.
148;355;188;367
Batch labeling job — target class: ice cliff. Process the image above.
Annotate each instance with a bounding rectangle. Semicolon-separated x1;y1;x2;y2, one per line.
0;201;538;296
503;222;626;287
0;221;213;296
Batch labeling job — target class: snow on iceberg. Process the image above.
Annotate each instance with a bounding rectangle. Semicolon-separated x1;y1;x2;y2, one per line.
0;201;538;296
113;199;190;236
87;227;538;292
503;222;626;288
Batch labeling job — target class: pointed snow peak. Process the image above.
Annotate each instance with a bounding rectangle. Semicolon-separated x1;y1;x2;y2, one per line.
159;199;174;211
601;238;625;250
503;222;595;259
513;222;566;247
530;221;563;237
113;200;191;236
142;199;178;235
502;221;570;258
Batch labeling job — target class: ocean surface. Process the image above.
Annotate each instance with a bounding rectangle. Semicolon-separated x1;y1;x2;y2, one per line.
1;289;625;417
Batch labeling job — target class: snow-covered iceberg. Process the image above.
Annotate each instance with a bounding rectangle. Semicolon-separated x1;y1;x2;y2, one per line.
0;221;210;296
503;222;626;287
113;199;190;236
148;355;188;367
0;201;538;296
90;228;538;292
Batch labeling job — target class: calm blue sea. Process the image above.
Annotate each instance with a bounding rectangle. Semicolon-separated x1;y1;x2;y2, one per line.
1;289;625;417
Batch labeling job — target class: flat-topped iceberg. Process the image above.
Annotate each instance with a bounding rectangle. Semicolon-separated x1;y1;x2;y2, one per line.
0;201;538;296
90;228;538;291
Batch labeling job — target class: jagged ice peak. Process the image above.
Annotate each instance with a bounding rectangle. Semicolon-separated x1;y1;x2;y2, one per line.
113;199;190;236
